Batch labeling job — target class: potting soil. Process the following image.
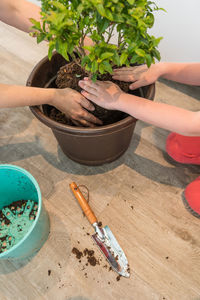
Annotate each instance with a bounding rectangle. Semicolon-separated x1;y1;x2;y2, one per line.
0;200;38;253
48;62;134;126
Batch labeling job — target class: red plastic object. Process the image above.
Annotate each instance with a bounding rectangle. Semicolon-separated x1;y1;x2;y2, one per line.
166;132;200;164
183;176;200;218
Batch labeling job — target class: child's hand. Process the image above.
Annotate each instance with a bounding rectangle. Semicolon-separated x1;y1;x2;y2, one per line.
53;88;102;127
79;78;124;111
112;64;160;90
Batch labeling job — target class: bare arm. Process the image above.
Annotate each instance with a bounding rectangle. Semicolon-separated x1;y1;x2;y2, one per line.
0;84;102;127
0;84;55;108
79;79;200;136
160;62;200;85
117;93;200;136
0;0;40;33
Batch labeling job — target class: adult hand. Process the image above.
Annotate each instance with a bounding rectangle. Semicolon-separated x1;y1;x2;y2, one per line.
112;64;160;90
52;88;102;127
79;78;124;111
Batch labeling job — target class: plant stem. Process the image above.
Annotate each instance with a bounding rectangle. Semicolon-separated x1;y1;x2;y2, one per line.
70;52;81;67
118;30;122;48
106;24;115;43
79;30;86;56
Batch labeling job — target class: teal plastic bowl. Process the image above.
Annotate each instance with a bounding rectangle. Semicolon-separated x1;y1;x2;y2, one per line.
0;164;50;260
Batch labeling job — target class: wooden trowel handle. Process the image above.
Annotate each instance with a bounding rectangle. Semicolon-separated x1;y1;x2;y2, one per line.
70;182;97;225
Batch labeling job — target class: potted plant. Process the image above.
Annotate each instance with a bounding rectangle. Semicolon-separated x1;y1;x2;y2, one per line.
27;0;163;165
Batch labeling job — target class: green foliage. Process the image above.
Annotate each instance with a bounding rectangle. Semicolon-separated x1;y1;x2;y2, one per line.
30;0;165;79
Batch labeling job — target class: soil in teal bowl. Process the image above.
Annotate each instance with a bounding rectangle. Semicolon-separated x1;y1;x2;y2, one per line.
0;199;38;253
0;164;50;260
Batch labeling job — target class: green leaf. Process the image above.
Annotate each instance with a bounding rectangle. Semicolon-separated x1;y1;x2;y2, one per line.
29;18;41;31
102;61;113;74
90;30;102;41
96;4;106;16
130;54;140;64
152;49;161;61
84;64;89;72
81;56;90;67
113;14;124;22
145;13;154;27
152;36;163;47
56;41;69;61
100;52;114;60
48;41;55;60
135;49;146;57
37;33;46;43
128;42;137;52
99;19;110;34
61;18;74;27
83;46;94;52
127;0;135;4
91;73;97;82
91;60;98;73
106;43;118;50
105;9;114;21
51;1;66;11
157;7;167;13
99;63;105;74
112;52;120;66
42;20;47;32
88;53;96;61
145;54;152;67
120;53;128;65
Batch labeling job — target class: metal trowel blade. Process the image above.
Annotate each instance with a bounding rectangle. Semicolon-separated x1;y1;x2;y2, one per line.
92;225;130;277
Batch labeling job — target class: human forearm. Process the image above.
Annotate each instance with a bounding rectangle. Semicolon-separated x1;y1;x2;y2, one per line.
0;84;54;108
0;0;40;33
159;62;200;86
80;78;200;135
0;83;102;127
118;93;200;136
113;62;200;90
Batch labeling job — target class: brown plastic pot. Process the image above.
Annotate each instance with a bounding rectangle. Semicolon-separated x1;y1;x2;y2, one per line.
27;52;155;166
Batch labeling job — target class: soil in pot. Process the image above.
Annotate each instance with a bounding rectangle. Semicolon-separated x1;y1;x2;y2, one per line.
0;200;38;253
46;61;141;126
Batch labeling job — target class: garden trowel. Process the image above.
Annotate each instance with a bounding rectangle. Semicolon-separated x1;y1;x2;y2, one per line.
70;182;130;278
